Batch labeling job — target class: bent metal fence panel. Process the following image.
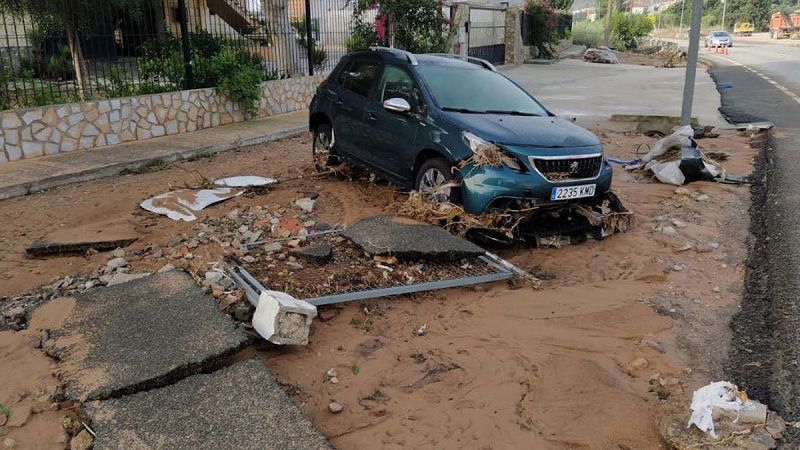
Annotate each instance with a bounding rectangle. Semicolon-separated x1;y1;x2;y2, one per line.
0;0;355;110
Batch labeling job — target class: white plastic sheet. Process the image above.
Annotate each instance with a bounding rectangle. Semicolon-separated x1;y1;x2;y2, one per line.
641;125;695;163
688;381;743;438
140;188;243;221
213;176;276;187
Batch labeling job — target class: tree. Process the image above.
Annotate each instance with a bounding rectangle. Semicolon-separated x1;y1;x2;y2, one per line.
0;0;151;98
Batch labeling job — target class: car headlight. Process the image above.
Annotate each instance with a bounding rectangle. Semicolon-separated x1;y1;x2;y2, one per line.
461;131;525;172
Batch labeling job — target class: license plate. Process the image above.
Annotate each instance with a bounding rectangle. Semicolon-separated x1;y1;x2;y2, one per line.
551;184;596;201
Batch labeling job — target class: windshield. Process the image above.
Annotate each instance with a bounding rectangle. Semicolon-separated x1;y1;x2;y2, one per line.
712;31;730;37
417;65;549;116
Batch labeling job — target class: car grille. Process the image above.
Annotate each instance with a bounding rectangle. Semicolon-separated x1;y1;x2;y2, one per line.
530;156;603;181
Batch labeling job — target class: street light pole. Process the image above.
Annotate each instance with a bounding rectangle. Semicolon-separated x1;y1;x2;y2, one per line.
721;0;727;30
680;0;704;126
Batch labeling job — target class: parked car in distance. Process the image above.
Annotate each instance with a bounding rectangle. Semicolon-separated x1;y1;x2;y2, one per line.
705;30;733;47
308;47;613;215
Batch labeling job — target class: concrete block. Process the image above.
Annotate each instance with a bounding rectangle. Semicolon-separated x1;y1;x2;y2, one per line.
253;290;316;346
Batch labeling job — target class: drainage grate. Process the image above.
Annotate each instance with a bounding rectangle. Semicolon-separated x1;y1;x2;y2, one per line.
229;233;517;307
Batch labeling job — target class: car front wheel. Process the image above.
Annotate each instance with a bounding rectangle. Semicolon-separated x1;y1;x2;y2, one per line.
415;157;461;204
312;123;339;172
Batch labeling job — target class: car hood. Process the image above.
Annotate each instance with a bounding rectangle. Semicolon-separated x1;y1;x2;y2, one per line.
442;112;601;148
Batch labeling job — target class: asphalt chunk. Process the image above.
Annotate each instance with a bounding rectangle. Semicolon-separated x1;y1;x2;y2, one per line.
46;270;248;401
84;359;332;450
343;215;485;260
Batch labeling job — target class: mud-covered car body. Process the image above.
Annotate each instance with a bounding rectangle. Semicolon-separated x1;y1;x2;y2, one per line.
309;47;614;215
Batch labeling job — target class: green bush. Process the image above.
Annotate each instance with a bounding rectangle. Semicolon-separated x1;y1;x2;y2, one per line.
611;12;654;49
290;17;320;49
572;20;604;47
346;17;378;53
209;46;263;114
312;46;327;69
46;45;74;80
96;65;136;98
525;0;559;59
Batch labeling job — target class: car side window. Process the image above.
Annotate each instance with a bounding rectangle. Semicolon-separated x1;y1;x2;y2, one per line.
378;65;418;110
338;59;381;97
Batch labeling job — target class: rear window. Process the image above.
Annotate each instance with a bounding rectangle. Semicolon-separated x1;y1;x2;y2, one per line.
417;65;548;116
337;59;381;97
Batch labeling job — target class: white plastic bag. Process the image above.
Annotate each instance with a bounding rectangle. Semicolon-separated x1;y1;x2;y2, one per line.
641;125;695;163
688;381;743;438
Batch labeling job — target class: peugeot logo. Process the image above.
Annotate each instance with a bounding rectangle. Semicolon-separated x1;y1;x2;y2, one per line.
568;161;580;174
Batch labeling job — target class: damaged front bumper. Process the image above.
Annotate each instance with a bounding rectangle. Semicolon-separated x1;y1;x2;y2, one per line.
466;191;633;246
459;158;614;214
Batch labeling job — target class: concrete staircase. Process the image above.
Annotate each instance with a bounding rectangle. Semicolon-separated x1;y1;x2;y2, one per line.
207;0;271;44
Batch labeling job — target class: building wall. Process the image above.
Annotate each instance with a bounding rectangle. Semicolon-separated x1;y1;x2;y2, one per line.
0;75;324;164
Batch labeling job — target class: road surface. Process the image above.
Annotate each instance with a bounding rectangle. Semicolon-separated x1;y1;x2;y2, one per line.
698;37;800;445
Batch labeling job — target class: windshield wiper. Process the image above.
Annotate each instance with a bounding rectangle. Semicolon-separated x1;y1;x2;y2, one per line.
442;107;484;114
484;110;539;116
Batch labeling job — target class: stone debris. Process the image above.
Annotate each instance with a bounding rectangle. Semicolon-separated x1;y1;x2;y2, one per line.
69;430;93;450
328;401;344;414
295;197;316;213
291;243;333;263
416;324;427;336
251;290;317;346
660;226;678;237
106;257;128;270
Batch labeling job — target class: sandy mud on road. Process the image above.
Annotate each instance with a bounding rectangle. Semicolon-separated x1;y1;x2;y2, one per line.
0;129;756;448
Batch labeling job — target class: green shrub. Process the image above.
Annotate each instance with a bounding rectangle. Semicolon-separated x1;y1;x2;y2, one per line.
312;46;327;69
611;12;654;49
525;0;559;59
346;18;378;53
572;20;604;47
45;45;74;80
209;46;263;114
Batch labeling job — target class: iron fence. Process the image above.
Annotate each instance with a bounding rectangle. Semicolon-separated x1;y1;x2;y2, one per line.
0;0;359;110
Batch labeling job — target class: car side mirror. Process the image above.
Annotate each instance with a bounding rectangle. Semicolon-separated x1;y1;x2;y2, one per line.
383;97;411;114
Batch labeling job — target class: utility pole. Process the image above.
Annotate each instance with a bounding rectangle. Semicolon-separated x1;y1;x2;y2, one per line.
721;0;727;30
603;0;615;45
680;0;704;126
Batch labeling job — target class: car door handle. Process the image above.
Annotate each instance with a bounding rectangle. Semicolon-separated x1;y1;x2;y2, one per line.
367;112;378;121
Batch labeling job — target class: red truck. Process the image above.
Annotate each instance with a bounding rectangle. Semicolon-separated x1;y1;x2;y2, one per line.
770;11;800;39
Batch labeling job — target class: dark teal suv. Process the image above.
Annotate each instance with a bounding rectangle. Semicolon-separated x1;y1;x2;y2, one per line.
309;47;613;215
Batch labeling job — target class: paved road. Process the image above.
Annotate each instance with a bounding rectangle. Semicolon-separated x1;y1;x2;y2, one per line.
699;40;800;445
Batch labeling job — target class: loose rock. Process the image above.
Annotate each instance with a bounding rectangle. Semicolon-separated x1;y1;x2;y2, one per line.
106;257;128;270
660;226;678;237
626;357;649;372
291;244;333;263
295;198;316;213
328;401;344;414
70;430;93;450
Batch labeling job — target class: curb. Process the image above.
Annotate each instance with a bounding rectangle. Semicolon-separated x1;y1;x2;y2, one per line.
0;125;308;201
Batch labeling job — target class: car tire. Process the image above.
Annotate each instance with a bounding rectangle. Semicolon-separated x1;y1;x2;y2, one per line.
415;157;461;204
312;123;340;172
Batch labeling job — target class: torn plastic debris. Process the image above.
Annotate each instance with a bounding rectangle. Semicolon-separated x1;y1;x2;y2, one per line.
688;381;743;438
213;176;276;187
140;188;244;221
141;176;276;221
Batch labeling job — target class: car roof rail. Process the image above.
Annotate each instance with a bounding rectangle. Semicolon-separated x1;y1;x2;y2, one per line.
425;53;497;71
368;46;419;66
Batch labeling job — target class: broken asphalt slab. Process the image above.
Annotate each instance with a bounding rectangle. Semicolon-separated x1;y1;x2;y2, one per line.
343;215;485;260
26;237;137;257
84;359;332;449
46;270;249;401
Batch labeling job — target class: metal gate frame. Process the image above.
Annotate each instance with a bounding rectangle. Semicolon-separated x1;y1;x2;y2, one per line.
467;5;507;65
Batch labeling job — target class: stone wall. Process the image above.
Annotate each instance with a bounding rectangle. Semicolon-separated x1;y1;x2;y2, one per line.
0;75;324;164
